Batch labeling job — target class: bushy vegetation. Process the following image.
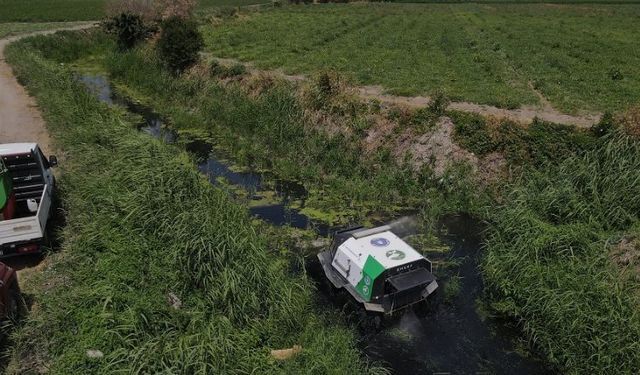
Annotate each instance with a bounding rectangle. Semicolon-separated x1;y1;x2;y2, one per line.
483;130;640;373
202;3;640;112
450;111;596;165
157;17;204;74
209;60;247;78
4;31;384;374
102;12;152;50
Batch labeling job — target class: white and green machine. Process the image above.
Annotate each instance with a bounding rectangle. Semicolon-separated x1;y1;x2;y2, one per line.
318;223;438;314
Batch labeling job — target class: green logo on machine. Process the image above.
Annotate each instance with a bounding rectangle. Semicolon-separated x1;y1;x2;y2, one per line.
385;249;406;260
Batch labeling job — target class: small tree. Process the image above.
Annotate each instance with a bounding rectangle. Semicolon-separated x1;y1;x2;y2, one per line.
157;17;204;74
103;12;152;50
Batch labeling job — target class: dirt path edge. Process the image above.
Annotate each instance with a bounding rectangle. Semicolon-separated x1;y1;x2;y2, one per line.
0;23;97;155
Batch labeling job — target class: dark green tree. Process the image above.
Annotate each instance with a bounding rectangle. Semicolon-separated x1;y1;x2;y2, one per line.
157;17;204;75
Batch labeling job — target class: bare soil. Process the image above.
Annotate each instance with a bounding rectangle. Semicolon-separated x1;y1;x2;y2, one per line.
359;85;601;128
0;23;95;155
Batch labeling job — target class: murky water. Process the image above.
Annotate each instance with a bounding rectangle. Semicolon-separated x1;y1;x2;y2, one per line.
78;74;330;233
79;74;551;375
362;214;550;374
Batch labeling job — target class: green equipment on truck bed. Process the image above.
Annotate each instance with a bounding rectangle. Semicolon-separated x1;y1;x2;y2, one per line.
0;159;11;211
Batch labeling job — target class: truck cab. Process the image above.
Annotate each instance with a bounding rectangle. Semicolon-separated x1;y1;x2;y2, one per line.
0;143;57;258
318;224;438;314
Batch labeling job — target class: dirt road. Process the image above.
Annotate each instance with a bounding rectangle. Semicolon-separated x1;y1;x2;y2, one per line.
0;23;95;155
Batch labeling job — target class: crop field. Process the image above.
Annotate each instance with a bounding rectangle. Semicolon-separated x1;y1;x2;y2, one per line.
203;3;640;112
0;0;105;22
0;0;267;22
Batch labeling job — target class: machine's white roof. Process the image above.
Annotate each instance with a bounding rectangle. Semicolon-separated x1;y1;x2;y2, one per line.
339;230;424;269
0;143;37;156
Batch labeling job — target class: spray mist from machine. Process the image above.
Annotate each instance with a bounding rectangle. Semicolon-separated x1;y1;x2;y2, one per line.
387;216;421;239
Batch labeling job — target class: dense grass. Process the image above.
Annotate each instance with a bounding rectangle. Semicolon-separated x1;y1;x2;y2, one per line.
483;131;640;373
450;111;597;165
101;42;483;223
3;31;382;374
202;3;640;112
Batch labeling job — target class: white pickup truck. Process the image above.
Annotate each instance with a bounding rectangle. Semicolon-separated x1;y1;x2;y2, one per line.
0;143;57;258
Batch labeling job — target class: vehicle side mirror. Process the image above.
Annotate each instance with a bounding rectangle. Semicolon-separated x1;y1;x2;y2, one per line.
49;155;58;167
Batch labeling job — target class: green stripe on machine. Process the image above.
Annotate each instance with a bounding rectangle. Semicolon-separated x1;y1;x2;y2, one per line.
355;255;385;301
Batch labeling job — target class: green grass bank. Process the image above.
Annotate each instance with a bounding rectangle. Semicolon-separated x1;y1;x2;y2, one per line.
3;32;383;374
484;131;640;373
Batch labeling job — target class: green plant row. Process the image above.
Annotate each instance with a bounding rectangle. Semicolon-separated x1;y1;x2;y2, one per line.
201;3;640;112
3;32;384;374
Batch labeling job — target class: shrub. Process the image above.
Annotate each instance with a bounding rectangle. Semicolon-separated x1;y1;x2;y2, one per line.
609;68;623;81
302;71;361;115
102;12;152;50
227;63;247;77
428;90;450;117
209;60;225;77
157;17;204;74
591;112;616;137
